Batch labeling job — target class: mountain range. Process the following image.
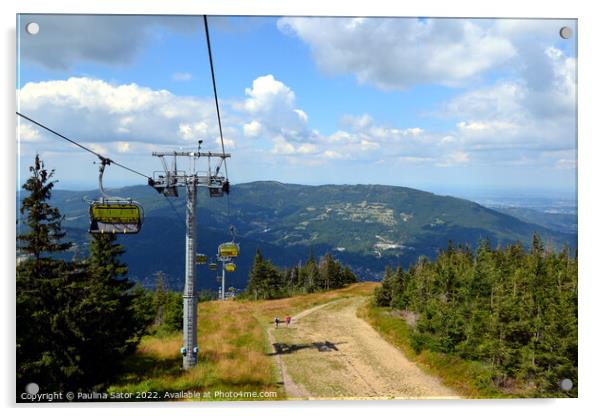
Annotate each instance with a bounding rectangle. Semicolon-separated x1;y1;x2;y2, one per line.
21;181;577;291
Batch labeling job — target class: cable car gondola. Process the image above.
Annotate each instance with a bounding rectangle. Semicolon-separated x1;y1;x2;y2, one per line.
196;253;208;265
208;262;218;271
224;262;236;273
89;158;143;234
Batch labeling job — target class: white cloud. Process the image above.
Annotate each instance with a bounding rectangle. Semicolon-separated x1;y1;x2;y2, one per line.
214;137;236;149
437;151;470;167
172;72;193;81
17;124;41;142
239;75;310;143
360;139;380;150
398;156;436;164
18;77;224;147
178;121;209;141
404;128;424;136
243;74;295;114
271;137;296;155
442;45;575;153
555;159;577;170
297;143;318;154
116;141;131;153
243;120;262;138
322;150;346;159
89;143;108;155
278;17;516;90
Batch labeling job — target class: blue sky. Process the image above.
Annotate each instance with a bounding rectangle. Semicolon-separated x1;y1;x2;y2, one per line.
17;15;577;196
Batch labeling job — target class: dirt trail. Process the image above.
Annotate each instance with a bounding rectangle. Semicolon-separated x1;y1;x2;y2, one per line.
269;297;460;400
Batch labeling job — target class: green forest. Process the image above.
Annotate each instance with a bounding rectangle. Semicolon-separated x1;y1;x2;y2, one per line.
244;249;358;300
16;156;184;396
374;238;577;397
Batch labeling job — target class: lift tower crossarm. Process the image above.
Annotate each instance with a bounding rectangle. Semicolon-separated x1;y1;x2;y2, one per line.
152;151;231;158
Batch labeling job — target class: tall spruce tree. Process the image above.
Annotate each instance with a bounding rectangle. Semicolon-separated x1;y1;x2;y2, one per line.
77;233;151;388
17;155;73;392
246;249;266;300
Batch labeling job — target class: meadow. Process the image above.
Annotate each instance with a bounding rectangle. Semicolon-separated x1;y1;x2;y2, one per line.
108;282;378;400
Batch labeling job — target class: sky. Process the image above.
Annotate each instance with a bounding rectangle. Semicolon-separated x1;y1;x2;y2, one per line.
16;15;577;196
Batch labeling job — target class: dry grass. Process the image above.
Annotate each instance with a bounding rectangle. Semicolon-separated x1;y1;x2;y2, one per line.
108;282;378;400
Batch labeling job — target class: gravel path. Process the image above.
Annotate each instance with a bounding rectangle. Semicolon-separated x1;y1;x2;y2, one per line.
270;297;460;400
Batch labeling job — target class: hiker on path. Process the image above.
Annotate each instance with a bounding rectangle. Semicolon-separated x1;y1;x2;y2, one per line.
274;316;280;329
285;315;291;327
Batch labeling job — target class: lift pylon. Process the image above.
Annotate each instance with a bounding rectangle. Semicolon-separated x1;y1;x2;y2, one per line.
150;145;230;370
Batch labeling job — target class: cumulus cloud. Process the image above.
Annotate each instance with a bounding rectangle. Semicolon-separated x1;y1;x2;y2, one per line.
19;15;201;70
17;77;235;150
239;75;309;141
235;74;319;155
271;137;296;155
243;120;262;138
277;17;516;90
441;45;575;154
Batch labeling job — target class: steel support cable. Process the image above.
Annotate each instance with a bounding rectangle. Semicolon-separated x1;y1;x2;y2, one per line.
16;112;152;180
203;15;232;220
203;15;228;180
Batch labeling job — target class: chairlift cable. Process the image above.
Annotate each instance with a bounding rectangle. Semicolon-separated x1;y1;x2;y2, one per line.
16;112;152;180
203;15;228;180
203;15;232;222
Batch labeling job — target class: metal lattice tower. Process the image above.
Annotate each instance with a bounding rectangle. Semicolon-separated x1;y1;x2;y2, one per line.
218;256;230;300
150;148;230;370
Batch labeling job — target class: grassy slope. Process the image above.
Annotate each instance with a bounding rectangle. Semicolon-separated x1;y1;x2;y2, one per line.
108;283;378;401
110;281;550;400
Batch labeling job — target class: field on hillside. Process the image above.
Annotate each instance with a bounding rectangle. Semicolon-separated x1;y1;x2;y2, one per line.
108;283;378;401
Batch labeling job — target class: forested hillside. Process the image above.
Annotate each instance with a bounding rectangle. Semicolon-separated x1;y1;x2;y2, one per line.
40;181;576;290
373;236;577;397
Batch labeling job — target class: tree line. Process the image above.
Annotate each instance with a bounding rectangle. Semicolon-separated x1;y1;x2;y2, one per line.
374;237;577;397
16;156;182;396
244;249;358;300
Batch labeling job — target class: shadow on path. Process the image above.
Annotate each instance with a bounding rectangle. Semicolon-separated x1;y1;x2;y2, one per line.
268;341;346;356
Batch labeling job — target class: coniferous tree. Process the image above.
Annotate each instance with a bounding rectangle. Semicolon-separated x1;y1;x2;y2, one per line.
247;249;267;300
17;155;73;391
75;233;151;388
374;235;577;397
244;249;357;299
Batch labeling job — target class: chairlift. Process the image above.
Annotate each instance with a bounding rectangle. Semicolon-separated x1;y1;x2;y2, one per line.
218;226;239;258
89;158;143;234
196;253;208;265
218;242;239;258
224;262;236;273
208;176;224;198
